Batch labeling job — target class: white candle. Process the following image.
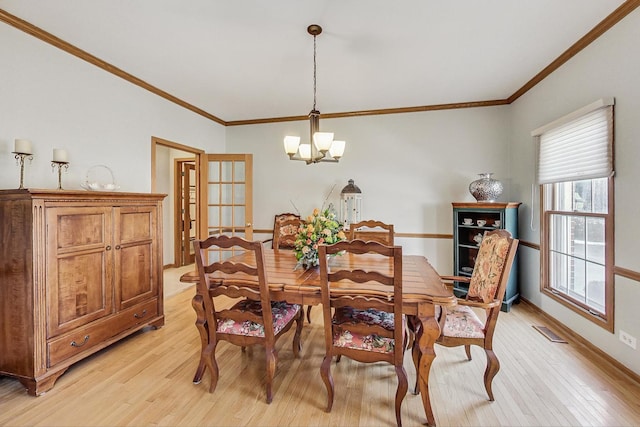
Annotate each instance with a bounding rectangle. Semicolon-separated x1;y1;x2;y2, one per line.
53;148;68;162
14;139;32;154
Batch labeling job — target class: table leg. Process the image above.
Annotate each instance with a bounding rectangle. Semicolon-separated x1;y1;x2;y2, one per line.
415;304;441;427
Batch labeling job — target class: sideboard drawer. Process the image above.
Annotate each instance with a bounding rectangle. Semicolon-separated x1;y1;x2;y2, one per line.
48;321;116;367
47;299;159;367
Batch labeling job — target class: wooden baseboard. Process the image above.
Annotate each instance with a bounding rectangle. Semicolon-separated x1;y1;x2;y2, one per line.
519;298;640;386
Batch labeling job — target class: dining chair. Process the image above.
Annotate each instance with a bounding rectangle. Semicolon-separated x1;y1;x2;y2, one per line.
318;239;408;427
347;220;394;245
413;229;518;401
264;212;301;250
272;216;302;254
266;213;319;324
192;235;304;404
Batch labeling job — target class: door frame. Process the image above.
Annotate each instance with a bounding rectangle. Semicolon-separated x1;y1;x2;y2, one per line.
151;136;204;268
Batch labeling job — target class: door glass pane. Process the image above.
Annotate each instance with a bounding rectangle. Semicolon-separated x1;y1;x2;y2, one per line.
208;184;220;204
208;206;219;227
221;206;233;228
221;184;233;205
234;206;245;230
234;184;245;204
208;162;220;181
234;161;245;181
221;161;233;182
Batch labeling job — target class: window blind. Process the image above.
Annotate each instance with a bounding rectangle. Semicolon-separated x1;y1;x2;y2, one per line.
533;99;614;185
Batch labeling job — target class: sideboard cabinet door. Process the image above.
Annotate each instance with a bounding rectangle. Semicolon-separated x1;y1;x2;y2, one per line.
46;206;114;338
114;205;159;311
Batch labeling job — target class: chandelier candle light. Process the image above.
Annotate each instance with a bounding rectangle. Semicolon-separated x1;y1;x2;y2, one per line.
283;24;346;164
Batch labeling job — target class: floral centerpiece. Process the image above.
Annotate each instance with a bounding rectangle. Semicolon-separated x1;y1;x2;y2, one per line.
294;205;346;270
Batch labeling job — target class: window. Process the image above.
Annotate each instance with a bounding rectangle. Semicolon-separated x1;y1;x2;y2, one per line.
533;99;614;331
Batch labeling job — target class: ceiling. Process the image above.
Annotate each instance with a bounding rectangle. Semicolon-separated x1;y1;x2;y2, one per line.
0;1;632;124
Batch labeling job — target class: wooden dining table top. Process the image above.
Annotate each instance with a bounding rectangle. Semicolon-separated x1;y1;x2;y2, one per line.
181;248;457;312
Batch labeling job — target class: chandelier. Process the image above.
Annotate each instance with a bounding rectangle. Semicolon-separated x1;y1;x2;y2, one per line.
283;24;346;164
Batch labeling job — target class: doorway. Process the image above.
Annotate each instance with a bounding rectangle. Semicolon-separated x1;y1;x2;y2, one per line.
151;136;203;269
151;138;254;268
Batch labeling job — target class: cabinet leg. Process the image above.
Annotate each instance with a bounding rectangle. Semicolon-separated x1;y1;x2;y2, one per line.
19;368;68;396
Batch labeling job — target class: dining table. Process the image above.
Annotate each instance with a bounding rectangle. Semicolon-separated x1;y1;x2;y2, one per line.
180;248;456;426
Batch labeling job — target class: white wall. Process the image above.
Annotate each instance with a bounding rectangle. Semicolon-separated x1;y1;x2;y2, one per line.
227;105;511;274
0;24;224;192
509;9;640;374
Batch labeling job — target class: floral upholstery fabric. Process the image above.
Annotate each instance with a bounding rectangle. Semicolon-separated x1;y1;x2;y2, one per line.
467;232;510;303
442;305;485;339
331;307;398;354
333;307;396;330
216;300;301;337
333;330;395;353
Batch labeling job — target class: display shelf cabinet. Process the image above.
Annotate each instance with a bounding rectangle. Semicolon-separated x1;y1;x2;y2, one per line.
452;202;521;311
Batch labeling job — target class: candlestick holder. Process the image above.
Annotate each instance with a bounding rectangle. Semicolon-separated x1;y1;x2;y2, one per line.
51;161;70;190
13;151;34;189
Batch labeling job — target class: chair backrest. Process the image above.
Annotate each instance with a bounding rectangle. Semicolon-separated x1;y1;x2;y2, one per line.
272;213;302;250
192;235;274;338
467;229;518;303
467;229;518;336
318;240;403;363
348;220;394;245
273;216;302;253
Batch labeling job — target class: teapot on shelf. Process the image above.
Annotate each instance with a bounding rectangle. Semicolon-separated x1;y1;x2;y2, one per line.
473;233;483;245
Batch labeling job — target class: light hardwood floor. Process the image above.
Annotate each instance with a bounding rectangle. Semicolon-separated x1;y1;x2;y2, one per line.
1;273;640;427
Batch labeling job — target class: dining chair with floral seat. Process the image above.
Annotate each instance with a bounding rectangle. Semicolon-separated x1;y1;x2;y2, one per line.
411;229;518;401
192;235;304;404
318;239;408;427
271;215;316;323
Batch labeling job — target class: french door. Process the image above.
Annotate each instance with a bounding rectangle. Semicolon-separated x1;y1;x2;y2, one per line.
200;154;253;261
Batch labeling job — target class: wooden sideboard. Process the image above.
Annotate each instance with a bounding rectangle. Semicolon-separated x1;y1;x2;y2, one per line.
0;189;165;395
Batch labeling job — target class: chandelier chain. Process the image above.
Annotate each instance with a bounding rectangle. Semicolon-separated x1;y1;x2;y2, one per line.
313;33;317;111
